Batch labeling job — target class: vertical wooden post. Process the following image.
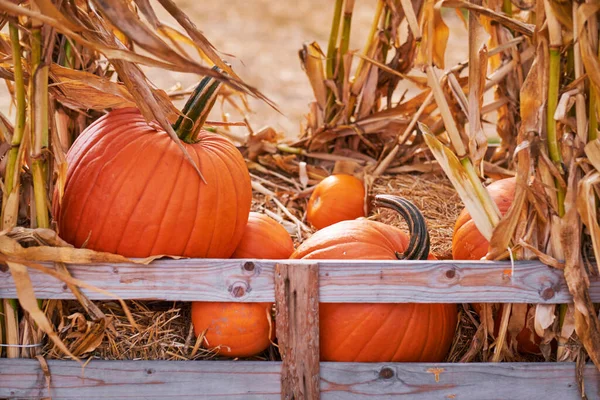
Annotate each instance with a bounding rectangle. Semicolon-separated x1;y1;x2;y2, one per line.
275;263;320;400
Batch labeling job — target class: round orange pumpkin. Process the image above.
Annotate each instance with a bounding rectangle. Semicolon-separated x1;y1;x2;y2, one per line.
452;177;541;354
231;212;294;259
54;74;252;259
192;212;294;358
306;174;365;230
291;195;457;362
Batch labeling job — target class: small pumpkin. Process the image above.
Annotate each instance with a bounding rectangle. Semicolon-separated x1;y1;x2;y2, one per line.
452;177;516;261
452;177;541;354
291;195;457;362
192;212;294;358
306;174;365;230
231;212;294;259
54;73;252;259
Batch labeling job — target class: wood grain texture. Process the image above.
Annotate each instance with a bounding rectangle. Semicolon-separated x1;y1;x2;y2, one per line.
1;359;598;399
275;263;320;400
0;359;281;399
1;259;599;303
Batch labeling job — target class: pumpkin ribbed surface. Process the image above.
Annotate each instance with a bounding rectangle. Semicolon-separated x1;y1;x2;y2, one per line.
193;212;294;358
55;107;252;258
291;219;457;362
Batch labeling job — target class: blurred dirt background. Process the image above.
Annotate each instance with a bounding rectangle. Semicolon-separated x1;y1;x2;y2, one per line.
0;1;470;140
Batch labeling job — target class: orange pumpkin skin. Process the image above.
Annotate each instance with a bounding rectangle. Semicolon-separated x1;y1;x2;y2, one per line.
231;212;294;259
306;174;366;230
452;177;516;261
54;107;252;258
191;302;274;358
192;213;294;358
453;177;541;354
291;219;458;362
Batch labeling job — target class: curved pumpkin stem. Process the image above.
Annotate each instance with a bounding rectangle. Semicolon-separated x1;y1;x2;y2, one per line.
373;194;430;261
173;65;225;143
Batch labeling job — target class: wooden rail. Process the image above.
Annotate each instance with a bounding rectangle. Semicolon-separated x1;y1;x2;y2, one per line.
1;259;598;303
2;259;599;399
1;359;599;399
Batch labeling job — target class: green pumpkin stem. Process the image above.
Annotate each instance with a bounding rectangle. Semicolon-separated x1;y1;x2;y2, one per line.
174;65;225;143
373;194;430;261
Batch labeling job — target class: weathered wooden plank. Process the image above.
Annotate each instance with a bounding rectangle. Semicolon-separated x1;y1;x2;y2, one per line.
1;359;598;399
1;259;599;303
319;362;600;399
0;359;281;399
275;263;320;400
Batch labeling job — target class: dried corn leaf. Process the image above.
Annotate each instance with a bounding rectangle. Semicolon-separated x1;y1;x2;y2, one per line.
50;64;136;110
534;304;556;338
92;0;214;73
357;66;378;119
0;233;173;265
467;12;489;169
69;317;107;356
417;0;449;68
561;166;600;369
585;139;600;171
577;170;600;275
441;0;535;37
31;0;82;32
577;4;600;93
422;125;495;240
300;42;327;110
7;261;79;361
155;0;242;81
425;66;466;156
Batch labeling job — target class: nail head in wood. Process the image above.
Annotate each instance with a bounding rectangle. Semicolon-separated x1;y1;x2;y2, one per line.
243;261;256;272
445;268;456;279
229;282;247;298
378;367;395;379
541;286;555;300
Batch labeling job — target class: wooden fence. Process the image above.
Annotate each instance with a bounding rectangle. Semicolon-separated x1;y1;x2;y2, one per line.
1;259;599;399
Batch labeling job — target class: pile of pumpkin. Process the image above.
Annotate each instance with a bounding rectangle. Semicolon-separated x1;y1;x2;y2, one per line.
53;73;538;362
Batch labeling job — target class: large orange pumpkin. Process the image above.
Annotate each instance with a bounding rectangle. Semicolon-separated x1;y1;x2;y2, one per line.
451;177;541;354
291;195;457;362
192;212;294;358
54;74;251;259
306;174;365;229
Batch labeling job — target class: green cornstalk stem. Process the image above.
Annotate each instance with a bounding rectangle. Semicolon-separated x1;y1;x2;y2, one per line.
337;0;355;87
346;0;383;120
326;0;344;80
381;9;392;63
566;49;574;82
64;39;74;69
2;24;25;357
547;48;565;217
354;0;383;83
30;27;50;229
3;24;26;209
502;0;512;16
324;0;345;123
